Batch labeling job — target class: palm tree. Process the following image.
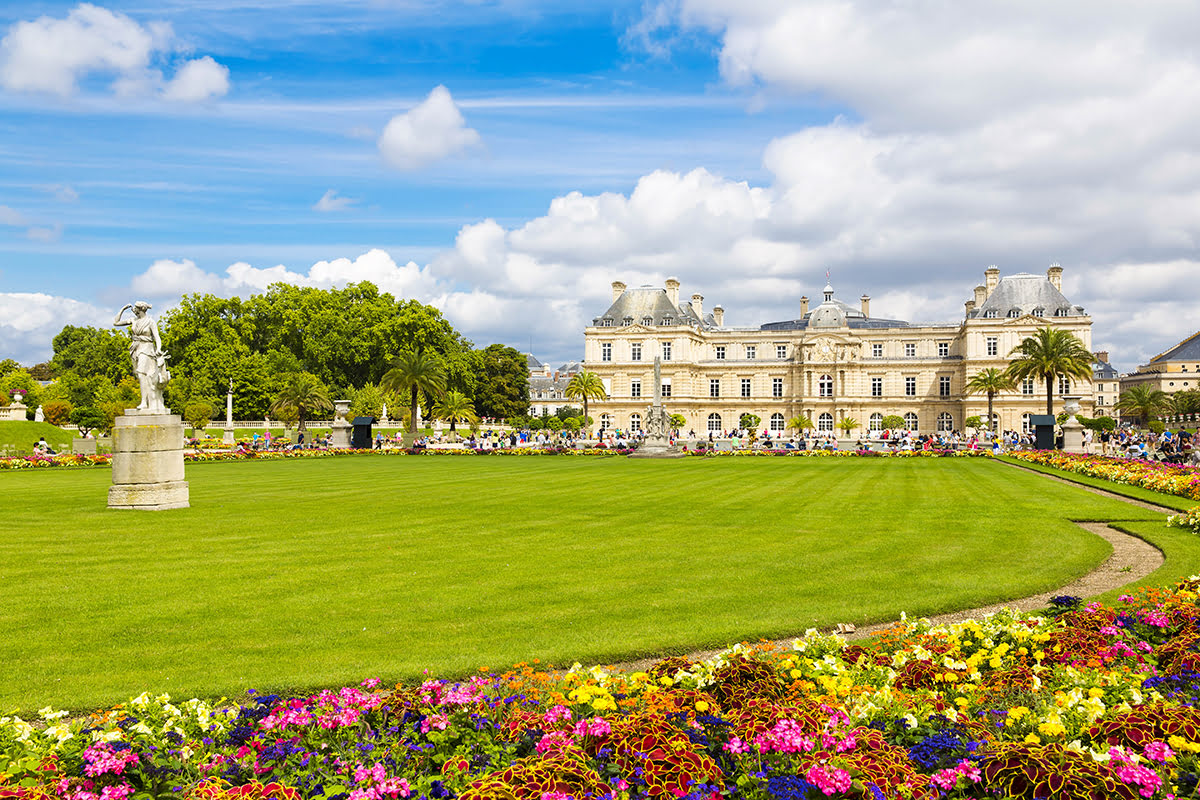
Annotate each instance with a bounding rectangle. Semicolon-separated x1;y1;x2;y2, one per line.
269;372;332;433
786;415;813;435
837;417;860;435
433;390;478;436
381;350;447;442
965;367;1017;433
1005;327;1094;415
565;370;607;437
1114;385;1170;427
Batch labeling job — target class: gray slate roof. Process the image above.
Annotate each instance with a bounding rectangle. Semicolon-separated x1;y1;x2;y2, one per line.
1093;360;1119;380
557;360;581;374
970;273;1084;319
526;353;544;371
1149;331;1200;364
594;286;706;327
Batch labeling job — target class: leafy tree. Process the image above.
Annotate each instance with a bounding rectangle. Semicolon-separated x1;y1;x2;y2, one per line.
269;372;333;432
27;362;56;381
69;406;106;437
432;390;479;435
880;414;906;430
382;350;447;438
1005;327;1094;414
837;417;860;434
555;405;582;421
528;416;545;431
739;413;761;430
184;401;215;432
545;416;564;432
965;415;983;430
565;370;607;435
965;367;1017;432
43;399;72;426
668;413;687;432
349;383;387;421
0;369;41;410
787;415;813;434
49;326;132;382
1114;385;1170;426
0;358;19;377
563;417;581;432
1170;389;1200;418
473;344;529;420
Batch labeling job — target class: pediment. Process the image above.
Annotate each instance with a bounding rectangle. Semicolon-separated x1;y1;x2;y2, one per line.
621;323;655;334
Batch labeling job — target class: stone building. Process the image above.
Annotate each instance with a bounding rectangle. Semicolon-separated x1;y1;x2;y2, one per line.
526;354;581;417
1119;332;1200;401
582;267;1094;436
1092;352;1119;415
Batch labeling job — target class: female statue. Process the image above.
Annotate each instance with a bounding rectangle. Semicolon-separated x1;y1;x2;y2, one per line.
113;301;170;413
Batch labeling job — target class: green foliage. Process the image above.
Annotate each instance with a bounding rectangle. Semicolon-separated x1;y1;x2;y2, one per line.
563;417;581;432
565;370;606;434
473;344;529;420
184;400;215;431
0;369;41;411
545;416;563;432
837;417;860;433
49;326;131;383
432;390;479;433
382;349;447;435
1114;384;1170;425
966;367;1017;432
269;372;333;431
68;406;105;437
0;358;20;377
1149;420;1166;434
668;413;687;431
528;416;545;430
1172;389;1200;416
555;405;581;421
349;383;387;420
739;413;761;430
881;414;906;430
1005;327;1094;414
965;415;983;429
787;415;814;432
42;399;72;426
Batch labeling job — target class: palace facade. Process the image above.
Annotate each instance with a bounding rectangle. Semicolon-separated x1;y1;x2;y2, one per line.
582;266;1094;436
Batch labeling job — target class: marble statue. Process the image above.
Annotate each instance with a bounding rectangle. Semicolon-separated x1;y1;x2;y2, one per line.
34;405;44;422
113;301;170;413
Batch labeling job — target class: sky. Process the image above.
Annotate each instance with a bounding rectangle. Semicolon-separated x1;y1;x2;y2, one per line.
0;0;1198;373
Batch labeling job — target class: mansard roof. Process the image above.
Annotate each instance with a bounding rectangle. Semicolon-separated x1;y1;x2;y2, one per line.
593;286;707;327
970;273;1084;319
1148;331;1200;364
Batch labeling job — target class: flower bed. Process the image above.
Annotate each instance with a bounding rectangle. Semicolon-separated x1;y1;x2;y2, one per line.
686;448;987;458
6;581;1200;799
1008;450;1200;502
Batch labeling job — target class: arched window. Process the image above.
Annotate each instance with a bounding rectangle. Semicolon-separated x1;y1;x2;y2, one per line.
769;412;785;432
818;412;834;432
707;413;722;432
629;413;642;432
818;374;833;397
937;412;954;432
869;412;883;431
904;412;919;431
1021;412;1032;433
599;414;612;431
1032;307;1045;317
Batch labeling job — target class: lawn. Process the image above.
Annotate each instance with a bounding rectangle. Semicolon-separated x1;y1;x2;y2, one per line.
0;455;1172;712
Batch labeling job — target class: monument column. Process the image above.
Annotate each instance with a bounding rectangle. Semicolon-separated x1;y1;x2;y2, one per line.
223;381;235;446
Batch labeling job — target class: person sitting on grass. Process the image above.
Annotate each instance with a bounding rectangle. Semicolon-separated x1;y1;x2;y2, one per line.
33;437;55;456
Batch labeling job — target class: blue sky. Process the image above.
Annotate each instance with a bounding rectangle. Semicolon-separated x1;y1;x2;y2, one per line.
1;1;1198;371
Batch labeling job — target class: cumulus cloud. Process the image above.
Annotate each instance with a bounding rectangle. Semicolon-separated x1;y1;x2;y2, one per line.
0;3;229;102
378;85;481;170
312;189;357;212
130;258;224;298
0;291;110;364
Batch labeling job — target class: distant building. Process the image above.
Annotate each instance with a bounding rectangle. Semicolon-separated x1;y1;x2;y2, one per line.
1120;331;1200;403
526;354;581;417
582;267;1094;436
1092;352;1119;415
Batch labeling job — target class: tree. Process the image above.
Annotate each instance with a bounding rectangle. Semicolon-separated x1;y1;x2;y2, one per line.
565;370;607;436
473;344;529;421
1114;385;1170;427
432;390;479;435
668;413;687;433
880;414;906;430
965;367;1017;432
555;405;581;421
787;415;813;434
69;406;106;437
1170;389;1200;419
382;350;447;439
837;417;860;435
739;413;761;430
184;401;215;433
349;383;387;421
0;358;19;377
269;372;333;432
1005;327;1094;415
43;399;72;426
49;326;132;383
965;415;983;430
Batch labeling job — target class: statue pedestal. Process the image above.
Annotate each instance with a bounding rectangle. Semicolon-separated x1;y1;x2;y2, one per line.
331;399;352;449
222;426;235;446
1061;416;1085;454
108;412;189;510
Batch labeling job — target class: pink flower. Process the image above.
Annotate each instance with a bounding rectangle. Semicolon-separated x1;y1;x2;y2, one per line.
805;765;853;796
420;714;449;733
542;705;573;725
1145;741;1175;763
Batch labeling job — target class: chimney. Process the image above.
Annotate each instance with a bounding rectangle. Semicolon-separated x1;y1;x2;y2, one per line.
985;266;1000;298
860;294;870;317
965;299;976;315
800;295;809;316
1094;350;1109;365
1047;263;1063;291
712;305;724;326
665;277;680;306
973;285;987;306
691;293;703;319
611;281;626;302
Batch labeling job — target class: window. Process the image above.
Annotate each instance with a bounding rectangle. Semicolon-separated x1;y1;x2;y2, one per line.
1021;413;1032;433
904;342;916;358
1022;377;1034;395
601;342;612;362
662;381;671;398
818;412;834;432
904;412;919;431
939;376;951;397
662;341;672;361
776;344;787;359
715;345;726;360
986;337;998;357
770;413;785;432
772;378;783;398
1095;383;1103;392
937;412;953;432
1008;309;1020;318
641;316;653;326
1097;396;1104;406
599;414;612;431
872;343;883;358
661;316;673;325
869;412;883;431
629;413;641;431
745;345;756;360
1058;377;1070;395
630;342;642;361
905;377;917;396
1055;307;1069;317
985;309;998;318
707;413;722;432
631;379;641;399
623;316;633;326
741;378;751;398
938;342;949;357
710;379;720;398
871;377;883;397
1032;307;1044;317
601;318;613;327
818;374;833;397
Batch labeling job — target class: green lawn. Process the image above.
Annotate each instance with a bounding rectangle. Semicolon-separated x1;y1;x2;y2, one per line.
0;456;1174;712
0;420;81;455
996;454;1196;512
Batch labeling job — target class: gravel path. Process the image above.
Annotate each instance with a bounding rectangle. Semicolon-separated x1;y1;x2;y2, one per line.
597;461;1169;672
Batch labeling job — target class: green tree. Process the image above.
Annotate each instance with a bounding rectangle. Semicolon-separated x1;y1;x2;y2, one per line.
382;350;447;440
565;370;607;436
787;415;814;434
555;405;582;421
432;390;479;436
184;401;215;433
68;406;106;437
42;399;72;426
1005;327;1094;415
349;383;387;421
965;367;1017;432
965;415;983;430
739;413;761;430
1170;389;1200;418
668;413;687;433
545;416;564;432
0;358;19;377
269;372;333;432
880;414;906;430
49;326;132;382
837;417;860;435
1114;385;1170;427
473;344;529;420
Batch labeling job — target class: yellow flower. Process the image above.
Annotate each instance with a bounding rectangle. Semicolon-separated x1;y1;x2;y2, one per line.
695;701;709;712
1024;733;1042;744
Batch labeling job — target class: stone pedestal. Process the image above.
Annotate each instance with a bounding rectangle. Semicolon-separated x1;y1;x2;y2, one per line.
73;437;97;455
108;412;189;510
222;426;235;446
0;401;28;421
330;399;352;449
1061;416;1085;454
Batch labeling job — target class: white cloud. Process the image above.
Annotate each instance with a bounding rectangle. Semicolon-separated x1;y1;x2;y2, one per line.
0;291;110;364
312;189;357;212
130;258;223;299
26;223;63;242
161;56;229;102
377;85;481;170
0;205;26;226
0;3;229;102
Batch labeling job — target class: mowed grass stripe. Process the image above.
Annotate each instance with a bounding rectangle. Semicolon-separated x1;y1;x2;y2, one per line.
0;455;1168;711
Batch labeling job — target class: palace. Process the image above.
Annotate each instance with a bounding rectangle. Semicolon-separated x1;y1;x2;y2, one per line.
582;266;1094;436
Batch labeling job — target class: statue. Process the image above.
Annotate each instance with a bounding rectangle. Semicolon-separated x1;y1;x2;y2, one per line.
34;405;44;422
113;301;170;413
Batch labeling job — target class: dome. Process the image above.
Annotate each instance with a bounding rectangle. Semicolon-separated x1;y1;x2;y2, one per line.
809;303;847;328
